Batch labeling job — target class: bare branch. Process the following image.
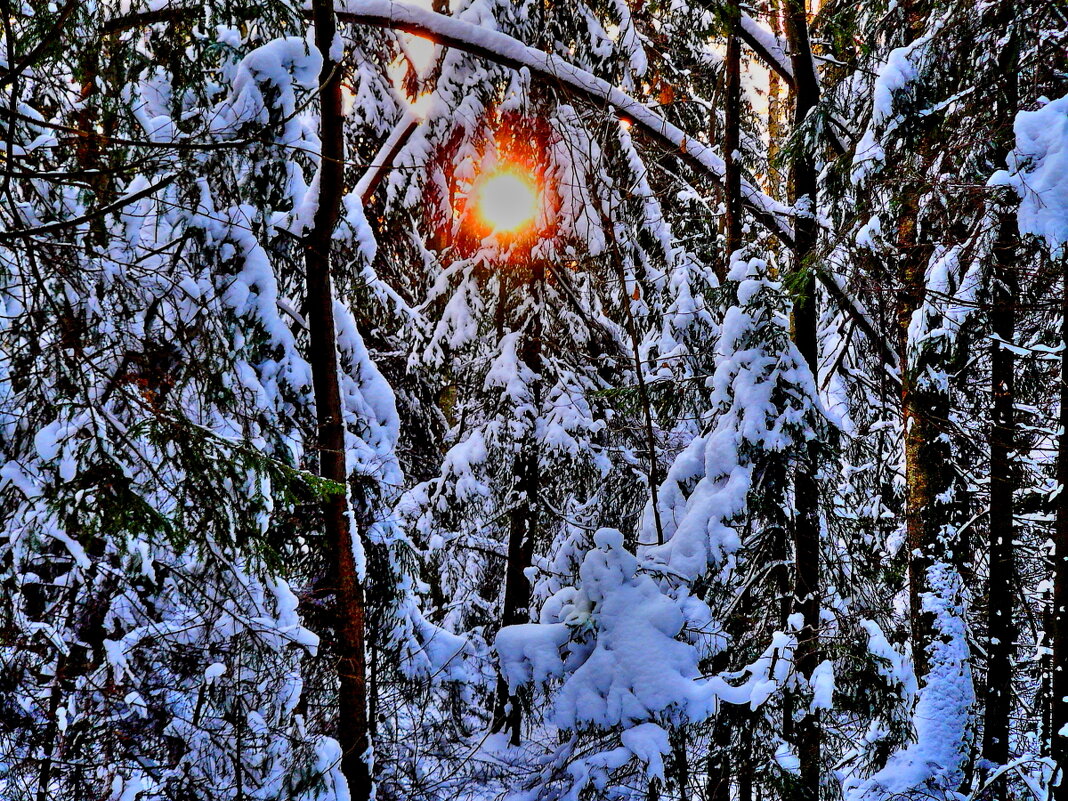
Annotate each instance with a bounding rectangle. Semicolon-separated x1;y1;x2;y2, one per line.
0;173;176;242
0;0;81;89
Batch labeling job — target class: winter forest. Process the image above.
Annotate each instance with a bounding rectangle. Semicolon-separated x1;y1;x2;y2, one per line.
3;0;1068;799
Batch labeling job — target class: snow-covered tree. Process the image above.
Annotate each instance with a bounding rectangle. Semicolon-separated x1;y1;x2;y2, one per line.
3;1;1067;800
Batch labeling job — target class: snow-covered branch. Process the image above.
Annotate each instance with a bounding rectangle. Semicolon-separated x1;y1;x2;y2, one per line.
738;14;794;88
737;14;847;156
355;109;419;202
335;0;797;247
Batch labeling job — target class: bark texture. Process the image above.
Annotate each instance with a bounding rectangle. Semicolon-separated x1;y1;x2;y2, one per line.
306;5;373;798
723;1;743;261
895;0;948;687
492;259;544;745
783;1;822;797
982;6;1019;791
1054;255;1068;801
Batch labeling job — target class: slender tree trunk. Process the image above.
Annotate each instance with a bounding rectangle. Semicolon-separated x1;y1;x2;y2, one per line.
771;465;796;745
782;2;821;798
1043;580;1054;759
766;0;785;202
897;204;954;685
306;4;373;798
704;9;743;796
670;727;690;799
894;0;946;688
738;717;754;801
616;264;664;545
723;0;743;262
34;655;65;801
983;209;1017;796
492;260;544;744
706;712;732;801
1054;255;1068;801
982;9;1018;793
75;21;120;244
897;191;946;684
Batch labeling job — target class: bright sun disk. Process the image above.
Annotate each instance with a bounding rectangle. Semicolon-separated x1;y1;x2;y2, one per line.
475;170;539;234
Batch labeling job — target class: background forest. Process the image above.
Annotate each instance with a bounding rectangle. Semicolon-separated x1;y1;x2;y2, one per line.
1;1;1066;800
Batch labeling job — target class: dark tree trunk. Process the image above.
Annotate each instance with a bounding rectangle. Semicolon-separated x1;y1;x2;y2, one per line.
1054;255;1068;801
707;13;742;786
75;21;119;243
892;0;948;689
782;2;821;798
306;4;373;798
705;713;732;801
982;7;1018;792
983;209;1017;795
738;717;754;801
492;260;544;744
723;0;743;262
770;461;795;746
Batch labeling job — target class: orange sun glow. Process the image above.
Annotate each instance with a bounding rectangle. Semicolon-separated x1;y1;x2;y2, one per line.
474;169;540;234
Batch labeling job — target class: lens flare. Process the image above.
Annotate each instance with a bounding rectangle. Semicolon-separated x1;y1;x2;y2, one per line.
475;169;539;234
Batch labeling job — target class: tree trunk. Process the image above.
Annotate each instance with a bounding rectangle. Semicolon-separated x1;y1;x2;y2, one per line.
983;208;1017;795
897;197;947;684
766;459;796;748
705;711;732;801
723;0;743;263
75;20;119;243
706;13;742;789
1054;254;1068;801
616;262;664;546
766;0;785;203
738;717;754;801
782;2;821;798
492;260;544;744
982;8;1018;792
306;4;373;798
893;0;946;688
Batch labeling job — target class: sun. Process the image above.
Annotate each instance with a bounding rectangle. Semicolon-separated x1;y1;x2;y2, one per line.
474;169;540;234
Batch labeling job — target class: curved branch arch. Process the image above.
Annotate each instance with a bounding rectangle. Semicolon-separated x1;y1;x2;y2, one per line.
336;0;797;247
